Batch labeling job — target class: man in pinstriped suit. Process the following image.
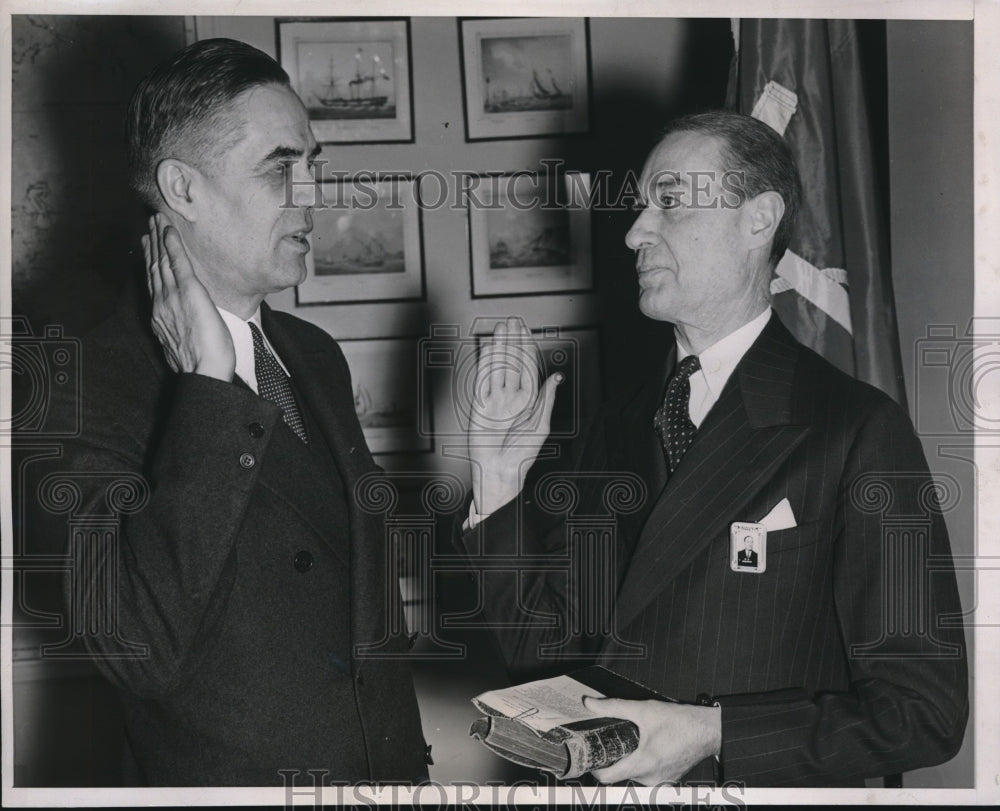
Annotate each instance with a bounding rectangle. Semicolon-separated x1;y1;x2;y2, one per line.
460;111;968;786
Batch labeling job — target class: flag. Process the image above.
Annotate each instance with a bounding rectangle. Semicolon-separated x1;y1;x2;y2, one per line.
727;18;907;406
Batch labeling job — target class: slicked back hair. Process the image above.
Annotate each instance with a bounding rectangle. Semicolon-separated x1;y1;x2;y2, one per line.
662;110;802;269
126;38;290;209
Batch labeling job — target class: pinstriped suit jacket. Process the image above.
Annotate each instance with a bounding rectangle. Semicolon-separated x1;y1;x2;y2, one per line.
461;312;968;787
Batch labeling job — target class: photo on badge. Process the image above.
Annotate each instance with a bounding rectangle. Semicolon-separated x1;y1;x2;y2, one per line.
730;522;766;573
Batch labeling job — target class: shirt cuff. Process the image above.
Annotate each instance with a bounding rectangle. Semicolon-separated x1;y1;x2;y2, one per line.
464;502;491;531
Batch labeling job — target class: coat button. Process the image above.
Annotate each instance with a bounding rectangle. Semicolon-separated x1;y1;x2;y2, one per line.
239;452;255;469
293;550;313;572
356;671;364;686
248;422;265;438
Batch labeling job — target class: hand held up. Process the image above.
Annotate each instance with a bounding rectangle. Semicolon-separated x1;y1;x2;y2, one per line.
467;317;562;516
142;213;235;381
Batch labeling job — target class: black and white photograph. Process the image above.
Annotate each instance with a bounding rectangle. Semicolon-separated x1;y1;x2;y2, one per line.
277;17;413;143
339;336;432;455
2;2;994;807
469;172;593;297
296;177;424;305
730;523;766;573
460;17;590;140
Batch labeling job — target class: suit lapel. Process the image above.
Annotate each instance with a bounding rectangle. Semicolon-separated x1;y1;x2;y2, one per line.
261;306;371;485
613;315;810;632
604;346;674;559
261;306;387;651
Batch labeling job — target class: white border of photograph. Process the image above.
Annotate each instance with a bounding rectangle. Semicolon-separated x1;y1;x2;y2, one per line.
461;17;590;141
338;336;432;455
296;177;424;305
469;172;593;298
277;18;413;143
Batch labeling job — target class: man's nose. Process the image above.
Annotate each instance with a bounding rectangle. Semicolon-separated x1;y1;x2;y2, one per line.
625;207;656;251
289;161;319;209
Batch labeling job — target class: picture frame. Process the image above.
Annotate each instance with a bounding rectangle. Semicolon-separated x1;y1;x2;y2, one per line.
468;172;593;298
276;17;413;144
459;17;591;141
296;176;424;305
416;321;601;443
338;336;432;455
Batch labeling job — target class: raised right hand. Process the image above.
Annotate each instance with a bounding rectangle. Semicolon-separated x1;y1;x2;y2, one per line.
142;213;235;381
467;317;562;516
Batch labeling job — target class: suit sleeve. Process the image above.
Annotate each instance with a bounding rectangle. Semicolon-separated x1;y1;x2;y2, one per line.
48;371;286;699
455;424;612;675
716;398;969;785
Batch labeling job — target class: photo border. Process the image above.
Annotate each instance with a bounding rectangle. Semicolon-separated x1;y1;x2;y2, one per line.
295;174;426;307
275;16;414;144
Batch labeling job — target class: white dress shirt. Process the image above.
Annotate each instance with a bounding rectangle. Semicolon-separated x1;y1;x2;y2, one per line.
216;306;290;394
676;308;771;428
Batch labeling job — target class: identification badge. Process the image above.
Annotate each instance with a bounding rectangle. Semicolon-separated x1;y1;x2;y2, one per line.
730;522;766;573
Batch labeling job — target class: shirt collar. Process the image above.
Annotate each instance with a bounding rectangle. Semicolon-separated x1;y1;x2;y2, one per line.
675;308;772;400
216;306;264;334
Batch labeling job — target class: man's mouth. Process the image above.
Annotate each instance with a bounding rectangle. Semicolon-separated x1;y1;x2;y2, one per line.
637;265;669;279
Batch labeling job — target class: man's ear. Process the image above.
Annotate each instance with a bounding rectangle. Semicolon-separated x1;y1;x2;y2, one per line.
155;158;200;222
745;190;785;250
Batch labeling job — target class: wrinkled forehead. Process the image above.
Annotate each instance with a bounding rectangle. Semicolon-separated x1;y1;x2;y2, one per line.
638;131;729;193
218;83;316;151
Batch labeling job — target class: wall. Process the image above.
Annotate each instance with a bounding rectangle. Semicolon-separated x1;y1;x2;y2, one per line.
886;19;975;789
12;15;189;332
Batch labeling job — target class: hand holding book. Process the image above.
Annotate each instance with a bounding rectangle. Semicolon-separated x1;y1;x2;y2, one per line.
470;666;721;783
581;695;721;785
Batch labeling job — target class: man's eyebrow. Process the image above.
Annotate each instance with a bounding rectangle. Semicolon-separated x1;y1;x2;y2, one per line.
255;144;322;169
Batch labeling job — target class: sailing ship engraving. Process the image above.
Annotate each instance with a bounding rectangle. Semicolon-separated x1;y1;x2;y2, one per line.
304;44;397;120
317;49;390;110
481;35;574;113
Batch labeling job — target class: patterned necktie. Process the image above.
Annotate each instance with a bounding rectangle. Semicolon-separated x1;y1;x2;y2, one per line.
653;354;701;473
249;322;308;444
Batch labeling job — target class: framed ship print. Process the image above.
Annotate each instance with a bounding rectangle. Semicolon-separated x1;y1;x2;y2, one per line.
468;171;593;298
296;176;424;306
338;337;432;455
459;17;591;141
276;18;413;143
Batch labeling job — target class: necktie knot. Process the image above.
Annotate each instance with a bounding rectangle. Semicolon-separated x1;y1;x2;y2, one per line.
675;354;701;381
249;322;308;444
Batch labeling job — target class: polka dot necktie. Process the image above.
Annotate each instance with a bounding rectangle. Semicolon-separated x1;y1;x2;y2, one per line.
249;322;308;444
653;354;700;474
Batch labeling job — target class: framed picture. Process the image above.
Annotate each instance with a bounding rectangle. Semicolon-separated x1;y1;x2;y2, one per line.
459;17;590;141
416;321;601;443
468;172;593;298
276;18;413;143
296;176;424;305
338;337;432;455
